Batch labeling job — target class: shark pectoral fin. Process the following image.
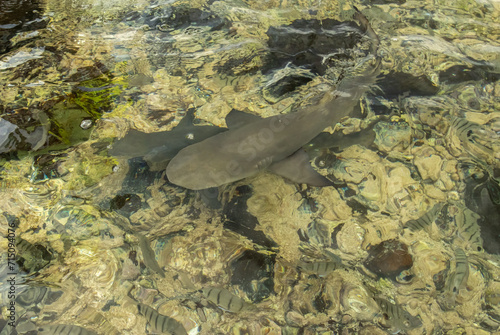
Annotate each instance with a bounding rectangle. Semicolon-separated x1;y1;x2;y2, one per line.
198;187;221;209
225;109;262;129
268;149;333;187
143;145;171;171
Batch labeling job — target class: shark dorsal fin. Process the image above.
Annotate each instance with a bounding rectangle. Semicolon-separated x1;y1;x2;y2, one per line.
177;108;196;128
225;109;261;129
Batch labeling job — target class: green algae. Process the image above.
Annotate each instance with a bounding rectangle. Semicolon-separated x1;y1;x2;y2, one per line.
71;66;129;119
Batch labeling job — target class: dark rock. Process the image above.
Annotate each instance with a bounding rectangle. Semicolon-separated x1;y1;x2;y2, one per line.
439;64;500;84
263;74;314;103
120;157;163;194
15;237;52;273
64;61;109;82
363;72;440;115
433;266;449;291
214;18;365;93
373;71;439;98
265;19;364;75
461;162;500;254
16;286;62;308
162;6;229;31
230;249;275;303
0;0;47;55
364;239;413;280
212;51;261;77
345;199;368;215
223;185;278;249
330;223;344;249
110;194;142;215
312;284;332;313
30;153;67;182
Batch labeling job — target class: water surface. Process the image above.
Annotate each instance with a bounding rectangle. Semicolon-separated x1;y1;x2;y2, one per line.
0;0;499;334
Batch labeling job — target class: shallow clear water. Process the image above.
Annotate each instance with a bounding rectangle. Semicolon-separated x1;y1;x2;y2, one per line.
0;0;499;334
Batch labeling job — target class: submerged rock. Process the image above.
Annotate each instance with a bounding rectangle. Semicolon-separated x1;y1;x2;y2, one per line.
413;146;443;182
364;239;413;280
110;193;142;215
0;101;95;159
439;64;500;84
30;153;68;182
0;115;47;154
373;120;411;152
230;249;275;303
15;236;52;273
340;282;379;321
373;296;422;333
373;71;439;98
223;185;278;249
265;19;364;75
16;286;63;308
461;162;500;254
0;0;47;55
118;157;163;194
262;73;314;103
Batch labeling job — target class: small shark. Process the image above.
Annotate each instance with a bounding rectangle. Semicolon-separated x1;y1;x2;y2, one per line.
166;10;381;190
109;107;338;187
108;108;226;170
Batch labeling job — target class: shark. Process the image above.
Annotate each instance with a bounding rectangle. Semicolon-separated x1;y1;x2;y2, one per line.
108;108;226;170
166;10;381;190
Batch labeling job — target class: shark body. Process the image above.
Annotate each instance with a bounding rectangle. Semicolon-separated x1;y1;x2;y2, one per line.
112;10;381;191
166;58;381;190
166;10;381;190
